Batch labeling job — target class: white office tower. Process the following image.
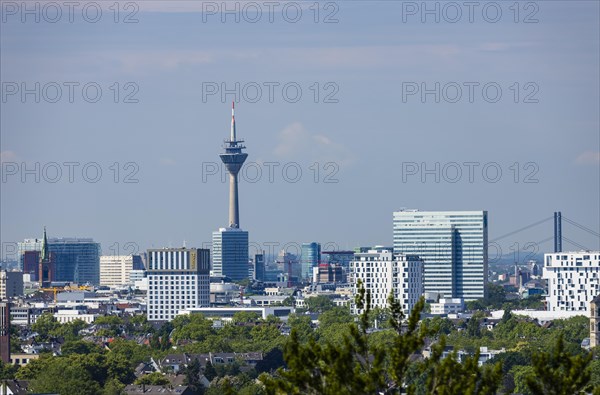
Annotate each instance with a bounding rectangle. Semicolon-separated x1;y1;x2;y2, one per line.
543;251;600;313
99;255;133;286
393;210;488;301
147;248;210;321
350;248;423;315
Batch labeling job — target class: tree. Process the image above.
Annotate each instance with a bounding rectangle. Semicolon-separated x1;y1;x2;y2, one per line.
255;347;285;374
95;315;124;337
287;314;313;343
135;372;170;386
281;296;295;307
260;283;428;394
103;378;126;395
423;336;502;394
235;278;251;287
590;359;600;386
52;318;88;341
305;295;335;313
427;316;454;336
28;356;102;395
525;335;595;395
485;283;506;307
183;358;203;395
106;352;136;384
0;360;19;380
261;281;503;394
318;306;353;329
126;314;154;336
466;312;483;337
250;323;285;351
233;311;261;324
172;314;215;343
31;312;60;341
15;354;52;380
512;365;535;395
61;340;104;355
204;361;218;381
107;338;153;368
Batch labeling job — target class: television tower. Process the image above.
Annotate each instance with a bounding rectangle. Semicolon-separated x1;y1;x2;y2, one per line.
220;102;248;228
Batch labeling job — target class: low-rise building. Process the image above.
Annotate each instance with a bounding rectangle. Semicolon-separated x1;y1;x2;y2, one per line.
8;353;39;366
124;385;193;395
430;298;464;315
178;306;293;320
54;309;95;324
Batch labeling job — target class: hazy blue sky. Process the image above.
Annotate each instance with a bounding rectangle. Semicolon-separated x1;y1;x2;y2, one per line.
1;1;599;261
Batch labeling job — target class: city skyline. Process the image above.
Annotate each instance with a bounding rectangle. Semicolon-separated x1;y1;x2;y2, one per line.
1;3;598;255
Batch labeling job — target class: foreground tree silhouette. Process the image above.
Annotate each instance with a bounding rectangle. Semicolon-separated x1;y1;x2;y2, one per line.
422;336;502;395
260;281;502;394
526;335;597;395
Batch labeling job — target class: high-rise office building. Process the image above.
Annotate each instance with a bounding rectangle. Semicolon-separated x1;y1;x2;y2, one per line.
212;229;249;281
301;242;321;280
253;253;265;282
18;230;100;285
543;251;600;312
133;254;145;270
22;251;40;281
0;271;23;299
100;255;134;286
350;248;423;315
212;103;249;281
147;248;210;321
393;210;488;301
277;250;300;284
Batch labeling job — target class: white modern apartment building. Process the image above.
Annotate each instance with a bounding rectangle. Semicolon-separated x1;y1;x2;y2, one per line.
100;255;134;286
147;248;210;321
350;248;423;315
543;251;600;313
393;210;488;301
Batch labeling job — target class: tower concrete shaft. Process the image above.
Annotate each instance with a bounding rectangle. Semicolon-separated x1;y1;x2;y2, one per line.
219;102;247;228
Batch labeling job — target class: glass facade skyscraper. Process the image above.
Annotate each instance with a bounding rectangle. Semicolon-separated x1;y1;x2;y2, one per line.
18;237;100;285
393;210;487;301
301;242;321;280
212;228;249;281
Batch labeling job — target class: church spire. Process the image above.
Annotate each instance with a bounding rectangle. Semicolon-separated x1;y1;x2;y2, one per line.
41;226;48;261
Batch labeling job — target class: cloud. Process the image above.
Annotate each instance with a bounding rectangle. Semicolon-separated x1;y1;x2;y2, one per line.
575;150;600;165
0;151;18;163
273;123;353;167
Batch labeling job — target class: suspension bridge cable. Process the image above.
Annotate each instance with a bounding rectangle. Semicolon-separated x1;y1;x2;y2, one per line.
490;216;553;242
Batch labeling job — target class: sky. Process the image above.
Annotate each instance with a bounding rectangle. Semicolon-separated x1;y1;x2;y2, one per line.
1;0;599;262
